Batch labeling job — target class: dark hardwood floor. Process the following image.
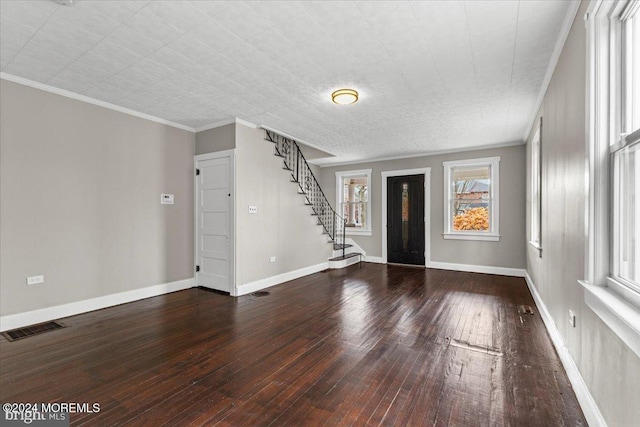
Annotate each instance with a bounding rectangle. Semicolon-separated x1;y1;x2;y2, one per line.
0;264;586;426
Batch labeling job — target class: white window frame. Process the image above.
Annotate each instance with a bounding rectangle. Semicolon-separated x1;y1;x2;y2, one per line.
335;169;372;236
442;157;500;241
580;0;640;358
529;123;542;256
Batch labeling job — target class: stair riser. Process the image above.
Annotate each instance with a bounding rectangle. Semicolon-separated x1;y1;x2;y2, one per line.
328;255;362;269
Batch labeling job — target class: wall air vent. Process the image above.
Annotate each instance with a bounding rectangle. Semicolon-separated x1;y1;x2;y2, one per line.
2;321;66;342
251;291;270;297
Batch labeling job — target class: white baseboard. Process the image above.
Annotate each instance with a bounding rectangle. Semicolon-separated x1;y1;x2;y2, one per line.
0;278;195;332
234;262;328;296
524;272;607;427
427;260;526;277
365;256;384;264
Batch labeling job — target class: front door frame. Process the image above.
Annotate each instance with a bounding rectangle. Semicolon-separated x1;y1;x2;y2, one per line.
381;168;431;266
194;149;236;295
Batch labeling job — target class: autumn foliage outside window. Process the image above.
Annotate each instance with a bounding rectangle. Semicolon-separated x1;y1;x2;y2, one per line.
452;167;490;231
443;157;499;241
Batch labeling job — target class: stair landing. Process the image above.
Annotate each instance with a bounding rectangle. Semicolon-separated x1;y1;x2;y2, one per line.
328;252;362;269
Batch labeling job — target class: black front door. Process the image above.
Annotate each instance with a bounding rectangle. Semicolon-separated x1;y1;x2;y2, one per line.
387;175;425;265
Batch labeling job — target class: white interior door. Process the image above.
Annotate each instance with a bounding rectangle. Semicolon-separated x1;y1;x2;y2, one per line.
196;153;233;292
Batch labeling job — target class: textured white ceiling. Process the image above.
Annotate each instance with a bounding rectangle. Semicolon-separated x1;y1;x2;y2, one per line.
0;0;574;165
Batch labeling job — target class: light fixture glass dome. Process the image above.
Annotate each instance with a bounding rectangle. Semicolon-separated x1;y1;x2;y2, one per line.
331;89;358;105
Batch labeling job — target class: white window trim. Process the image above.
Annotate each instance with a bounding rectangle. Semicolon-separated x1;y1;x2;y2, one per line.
529;122;543;256
335;169;372;236
442;156;500;242
582;0;640;358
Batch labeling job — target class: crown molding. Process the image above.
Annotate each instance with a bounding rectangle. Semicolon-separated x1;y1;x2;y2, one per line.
522;0;581;141
236;117;258;129
194;118;237;132
194;117;259;133
315;140;524;168
0;73;196;132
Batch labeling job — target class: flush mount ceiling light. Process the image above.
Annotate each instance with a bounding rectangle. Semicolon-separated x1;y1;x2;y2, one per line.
331;89;359;105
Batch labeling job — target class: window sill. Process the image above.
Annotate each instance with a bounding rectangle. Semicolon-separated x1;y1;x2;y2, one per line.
442;233;500;242
528;241;542;257
578;279;640;358
344;229;372;236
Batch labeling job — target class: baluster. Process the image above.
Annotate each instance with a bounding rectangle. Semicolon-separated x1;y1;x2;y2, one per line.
289;139;293;172
267;129;348;243
333;213;336;242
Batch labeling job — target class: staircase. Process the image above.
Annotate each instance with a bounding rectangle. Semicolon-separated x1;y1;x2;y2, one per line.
264;129;362;269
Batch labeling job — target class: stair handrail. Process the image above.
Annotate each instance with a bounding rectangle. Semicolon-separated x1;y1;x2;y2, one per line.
264;129;347;255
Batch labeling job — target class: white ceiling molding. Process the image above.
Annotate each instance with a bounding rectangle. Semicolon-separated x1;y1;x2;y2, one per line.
194;118;237;132
195;117;258;133
0;72;196;132
314;140;524;168
235;118;258;129
0;1;577;163
522;0;582;141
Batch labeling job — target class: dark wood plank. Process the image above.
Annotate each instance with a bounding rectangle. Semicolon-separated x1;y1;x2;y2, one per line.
0;264;586;426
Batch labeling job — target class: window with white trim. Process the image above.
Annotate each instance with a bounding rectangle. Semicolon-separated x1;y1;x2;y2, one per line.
612;2;640;292
443;157;500;241
530;124;542;253
335;169;371;235
582;0;640;357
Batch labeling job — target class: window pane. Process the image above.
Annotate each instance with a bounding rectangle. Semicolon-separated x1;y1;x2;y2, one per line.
614;142;639;286
531;132;541;245
338;173;370;232
631;11;640;131
342;202;367;229
402;183;409;250
342;177;368;203
452;166;491;231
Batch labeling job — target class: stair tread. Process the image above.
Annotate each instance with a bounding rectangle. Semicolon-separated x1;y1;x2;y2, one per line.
328;252;361;261
333;244;353;250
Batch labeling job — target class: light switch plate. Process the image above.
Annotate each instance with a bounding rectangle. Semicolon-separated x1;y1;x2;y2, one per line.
27;275;44;285
161;194;174;205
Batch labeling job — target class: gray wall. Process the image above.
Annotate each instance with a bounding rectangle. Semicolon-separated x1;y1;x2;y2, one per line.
525;3;640;425
195;123;235;154
0;80;195;316
234;124;331;287
320;145;526;269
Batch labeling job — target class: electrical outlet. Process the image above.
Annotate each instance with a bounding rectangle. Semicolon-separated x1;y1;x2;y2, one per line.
568;310;576;327
161;194;174;205
27;275;44;285
249;205;258;214
270;256;276;263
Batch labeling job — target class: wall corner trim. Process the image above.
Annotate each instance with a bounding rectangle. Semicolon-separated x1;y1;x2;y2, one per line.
234;262;329;296
0;278;195;333
524;271;608;427
426;261;526;277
